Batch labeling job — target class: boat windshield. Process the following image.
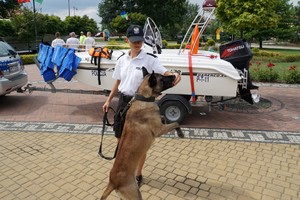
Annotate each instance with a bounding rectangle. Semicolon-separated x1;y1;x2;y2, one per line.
143;17;162;54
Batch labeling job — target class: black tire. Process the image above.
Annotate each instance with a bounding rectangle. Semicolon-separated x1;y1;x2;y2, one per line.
160;101;187;124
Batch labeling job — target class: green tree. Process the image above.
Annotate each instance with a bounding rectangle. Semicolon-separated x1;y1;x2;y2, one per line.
39;15;65;36
215;0;280;47
0;0;20;18
10;8;35;42
140;0;187;29
273;0;297;40
295;1;300;43
247;0;297;46
181;2;199;32
81;15;98;33
98;0;124;30
64;15;98;35
9;9;64;41
98;0;188;39
0;19;15;37
110;12;147;34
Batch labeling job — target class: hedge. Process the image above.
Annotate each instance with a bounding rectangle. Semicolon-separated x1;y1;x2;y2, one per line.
20;54;37;65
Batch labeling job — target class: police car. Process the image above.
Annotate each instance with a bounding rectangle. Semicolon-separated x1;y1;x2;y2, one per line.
0;38;28;96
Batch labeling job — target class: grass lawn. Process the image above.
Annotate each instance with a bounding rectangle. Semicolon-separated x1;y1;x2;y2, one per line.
262;48;300;55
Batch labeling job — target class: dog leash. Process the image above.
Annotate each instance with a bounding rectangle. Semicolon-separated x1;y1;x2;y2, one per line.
98;107;119;160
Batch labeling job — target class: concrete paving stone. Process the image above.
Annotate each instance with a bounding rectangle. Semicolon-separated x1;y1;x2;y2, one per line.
188;186;199;195
164;176;177;186
261;192;281;200
242;182;255;191
168;193;190;200
208;193;227;200
197;189;210;198
253;185;264;194
199;183;211;191
176;190;189;198
1;66;300;199
184;178;200;188
220;189;239;200
285;188;299;198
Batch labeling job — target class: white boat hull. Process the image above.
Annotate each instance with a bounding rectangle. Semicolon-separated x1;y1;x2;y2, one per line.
75;49;240;97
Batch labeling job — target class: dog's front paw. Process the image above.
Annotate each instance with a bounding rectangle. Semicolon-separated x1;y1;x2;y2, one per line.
175;127;184;138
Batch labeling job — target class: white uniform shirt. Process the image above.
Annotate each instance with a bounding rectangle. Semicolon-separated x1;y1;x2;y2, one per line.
83;37;95;51
66;37;80;49
113;49;168;96
51;38;65;48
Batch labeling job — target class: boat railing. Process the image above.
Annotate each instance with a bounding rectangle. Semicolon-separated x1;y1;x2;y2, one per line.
178;0;217;55
143;17;163;54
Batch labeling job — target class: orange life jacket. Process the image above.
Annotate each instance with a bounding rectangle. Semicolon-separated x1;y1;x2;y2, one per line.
88;47;113;59
88;47;113;86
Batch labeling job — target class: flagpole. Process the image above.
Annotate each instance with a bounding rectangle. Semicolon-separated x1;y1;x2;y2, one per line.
32;0;38;51
68;0;70;16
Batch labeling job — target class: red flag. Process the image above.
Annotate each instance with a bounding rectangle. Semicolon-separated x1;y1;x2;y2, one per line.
18;0;30;4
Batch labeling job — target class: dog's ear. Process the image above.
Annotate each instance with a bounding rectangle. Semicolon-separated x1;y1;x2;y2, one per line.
142;67;149;78
148;71;157;87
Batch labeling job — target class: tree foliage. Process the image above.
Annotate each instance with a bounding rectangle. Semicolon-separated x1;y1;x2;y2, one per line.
181;2;199;32
98;0;189;39
216;0;280;38
0;19;15;37
215;0;299;47
295;1;300;42
10;8;36;42
248;0;297;42
110;12;147;34
0;7;98;44
64;15;98;35
0;0;20;18
38;14;65;36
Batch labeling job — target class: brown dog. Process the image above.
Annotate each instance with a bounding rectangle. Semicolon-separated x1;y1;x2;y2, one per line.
100;67;183;200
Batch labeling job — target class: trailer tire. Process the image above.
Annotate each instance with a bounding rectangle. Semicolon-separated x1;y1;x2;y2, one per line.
160;100;187;124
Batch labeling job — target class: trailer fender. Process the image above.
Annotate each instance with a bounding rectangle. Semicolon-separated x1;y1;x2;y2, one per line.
158;94;192;123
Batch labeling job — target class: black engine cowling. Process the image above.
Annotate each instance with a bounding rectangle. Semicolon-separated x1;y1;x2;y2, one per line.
220;40;258;104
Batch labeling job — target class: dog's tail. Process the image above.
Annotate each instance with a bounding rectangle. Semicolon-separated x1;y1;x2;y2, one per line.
100;183;114;200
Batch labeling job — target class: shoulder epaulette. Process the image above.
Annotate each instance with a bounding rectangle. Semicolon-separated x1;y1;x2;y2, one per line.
117;52;126;60
146;52;157;58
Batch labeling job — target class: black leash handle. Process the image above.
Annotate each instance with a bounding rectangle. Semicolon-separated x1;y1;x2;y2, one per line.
98;107;118;160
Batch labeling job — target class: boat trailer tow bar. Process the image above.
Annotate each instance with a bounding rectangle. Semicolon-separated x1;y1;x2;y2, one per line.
18;82;111;96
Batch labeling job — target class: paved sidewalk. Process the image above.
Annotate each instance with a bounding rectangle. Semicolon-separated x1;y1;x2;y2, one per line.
0;130;299;200
0;64;299;199
1;65;300;132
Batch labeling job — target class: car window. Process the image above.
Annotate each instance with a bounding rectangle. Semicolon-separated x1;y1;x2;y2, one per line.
0;41;17;57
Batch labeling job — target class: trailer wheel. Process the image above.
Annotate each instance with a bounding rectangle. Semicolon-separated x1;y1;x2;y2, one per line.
160;101;187;124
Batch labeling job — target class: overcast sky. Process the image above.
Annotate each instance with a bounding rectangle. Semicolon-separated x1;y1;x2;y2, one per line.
25;0;298;30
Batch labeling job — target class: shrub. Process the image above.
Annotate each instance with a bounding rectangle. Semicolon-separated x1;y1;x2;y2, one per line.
162;40;168;48
252;49;300;62
206;39;215;46
20;54;37;65
251;48;259;53
167;43;181;49
283;65;300;84
106;39;129;50
250;62;279;82
283;55;297;62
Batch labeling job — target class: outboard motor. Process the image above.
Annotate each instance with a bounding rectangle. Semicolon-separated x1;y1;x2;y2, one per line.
220;40;258;104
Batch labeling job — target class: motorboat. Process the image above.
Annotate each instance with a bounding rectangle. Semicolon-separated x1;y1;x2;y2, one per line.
35;0;259;123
